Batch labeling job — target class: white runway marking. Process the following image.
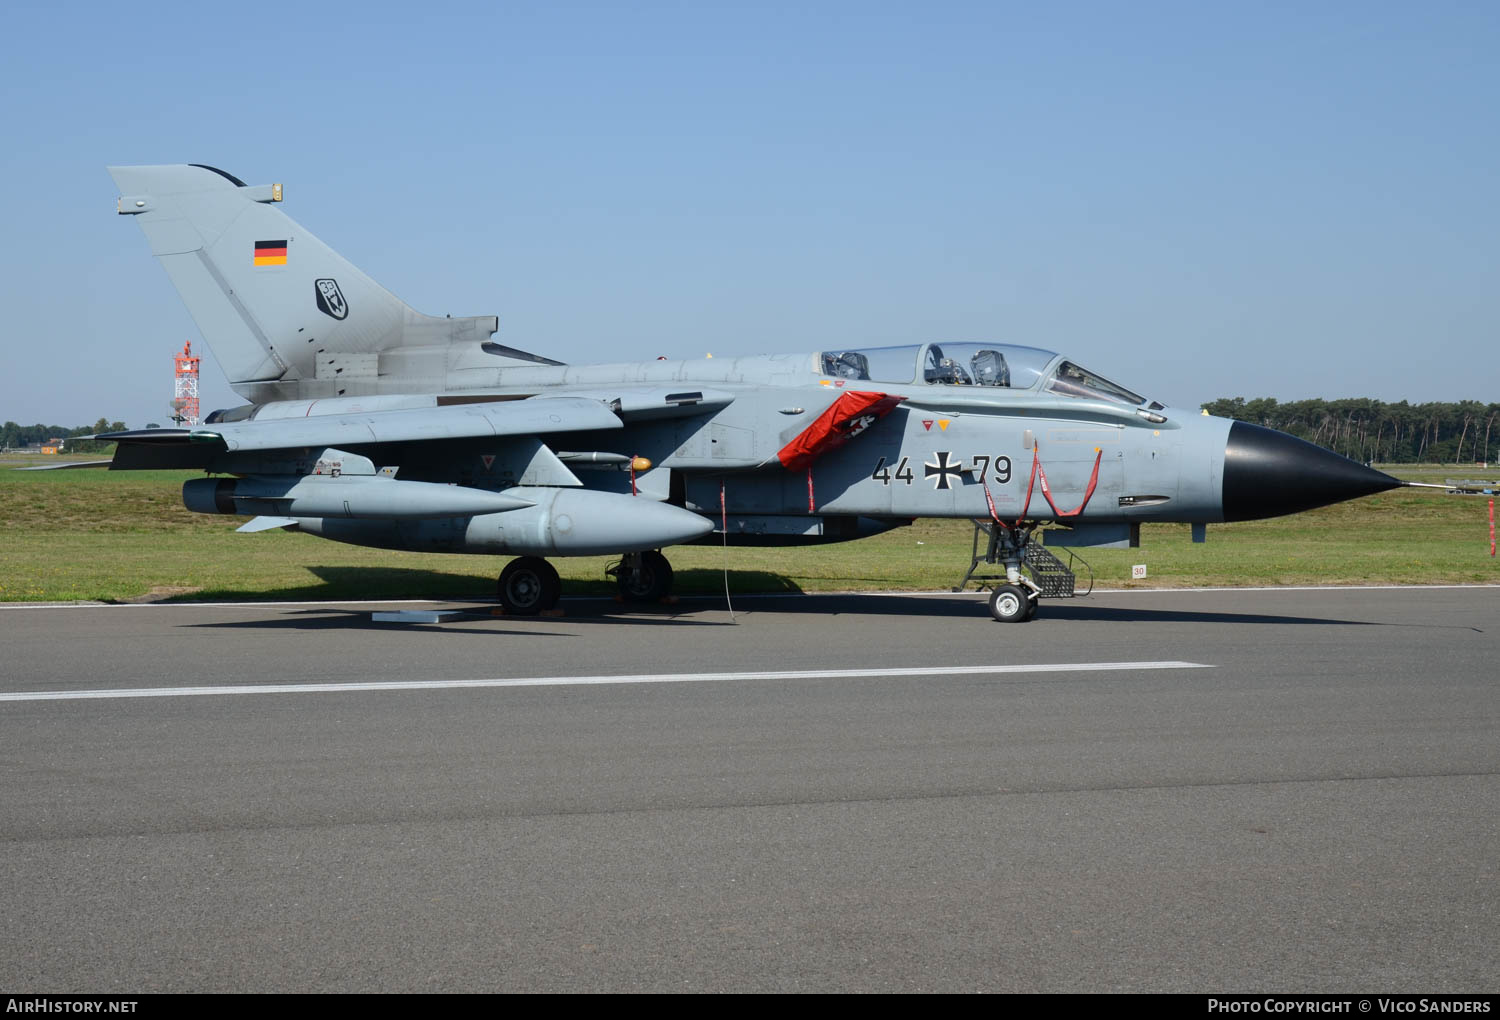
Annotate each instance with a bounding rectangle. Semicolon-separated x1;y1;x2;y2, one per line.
0;661;1210;702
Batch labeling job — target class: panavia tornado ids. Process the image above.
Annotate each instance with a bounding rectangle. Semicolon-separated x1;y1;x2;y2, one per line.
102;164;1403;621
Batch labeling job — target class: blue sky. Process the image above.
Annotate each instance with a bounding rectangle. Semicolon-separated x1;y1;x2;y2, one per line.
1;0;1495;426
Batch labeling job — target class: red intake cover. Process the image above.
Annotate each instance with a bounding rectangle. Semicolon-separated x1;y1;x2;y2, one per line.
777;390;905;472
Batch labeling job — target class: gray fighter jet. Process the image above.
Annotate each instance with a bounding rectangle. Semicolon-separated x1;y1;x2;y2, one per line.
102;164;1401;621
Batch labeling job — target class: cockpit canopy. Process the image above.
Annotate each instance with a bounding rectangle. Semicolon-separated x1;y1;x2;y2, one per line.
818;342;1149;407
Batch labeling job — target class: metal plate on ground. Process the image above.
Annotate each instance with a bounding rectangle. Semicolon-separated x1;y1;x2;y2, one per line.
370;610;464;624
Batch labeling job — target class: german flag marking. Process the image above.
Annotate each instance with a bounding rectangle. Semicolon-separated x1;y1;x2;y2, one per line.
253;239;288;266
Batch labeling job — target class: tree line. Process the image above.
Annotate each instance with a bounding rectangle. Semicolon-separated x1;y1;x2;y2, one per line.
1;419;137;453
1201;397;1499;465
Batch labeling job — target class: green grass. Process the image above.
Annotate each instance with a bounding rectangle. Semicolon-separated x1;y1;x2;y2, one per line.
1;464;1495;602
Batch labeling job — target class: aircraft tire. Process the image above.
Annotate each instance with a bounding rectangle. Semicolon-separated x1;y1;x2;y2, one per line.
989;584;1031;623
619;550;673;602
498;556;561;615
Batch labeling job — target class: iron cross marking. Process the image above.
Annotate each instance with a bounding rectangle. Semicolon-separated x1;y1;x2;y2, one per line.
924;451;962;490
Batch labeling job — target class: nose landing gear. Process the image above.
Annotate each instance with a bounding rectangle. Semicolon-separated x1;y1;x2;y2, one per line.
957;522;1091;622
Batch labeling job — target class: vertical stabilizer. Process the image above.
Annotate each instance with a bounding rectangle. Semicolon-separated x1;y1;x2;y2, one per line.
108;164;496;396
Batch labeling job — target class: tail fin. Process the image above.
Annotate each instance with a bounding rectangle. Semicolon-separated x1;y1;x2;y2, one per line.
108;164;495;396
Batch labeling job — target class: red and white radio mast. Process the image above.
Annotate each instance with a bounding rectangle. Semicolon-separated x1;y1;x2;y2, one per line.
171;341;201;426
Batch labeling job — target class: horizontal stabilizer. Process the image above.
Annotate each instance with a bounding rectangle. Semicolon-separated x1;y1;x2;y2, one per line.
16;460;113;471
102;396;622;455
98;429;193;443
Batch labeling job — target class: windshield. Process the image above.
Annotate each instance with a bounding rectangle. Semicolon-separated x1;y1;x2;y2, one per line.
1044;361;1145;406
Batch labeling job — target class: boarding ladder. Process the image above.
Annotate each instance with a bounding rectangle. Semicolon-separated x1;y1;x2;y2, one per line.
953;521;1093;598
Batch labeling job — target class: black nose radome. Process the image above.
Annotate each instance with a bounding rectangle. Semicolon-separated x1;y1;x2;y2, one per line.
1223;421;1401;522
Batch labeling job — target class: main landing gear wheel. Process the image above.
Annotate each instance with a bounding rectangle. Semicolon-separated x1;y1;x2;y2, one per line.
989;584;1034;623
617;550;674;603
497;556;561;615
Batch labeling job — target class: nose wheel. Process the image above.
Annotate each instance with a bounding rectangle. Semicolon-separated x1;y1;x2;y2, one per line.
497;556;562;615
988;583;1038;623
